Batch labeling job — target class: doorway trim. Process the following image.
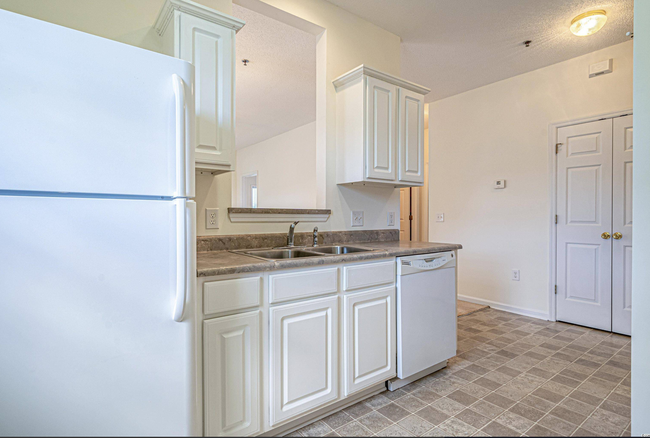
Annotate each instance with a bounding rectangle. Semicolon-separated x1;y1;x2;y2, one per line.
547;109;632;322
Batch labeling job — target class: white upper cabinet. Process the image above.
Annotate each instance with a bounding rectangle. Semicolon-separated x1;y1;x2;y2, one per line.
366;77;398;181
398;88;425;184
156;0;244;174
334;65;429;188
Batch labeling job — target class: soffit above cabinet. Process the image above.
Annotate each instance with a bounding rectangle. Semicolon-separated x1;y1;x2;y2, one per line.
332;65;430;95
154;0;246;36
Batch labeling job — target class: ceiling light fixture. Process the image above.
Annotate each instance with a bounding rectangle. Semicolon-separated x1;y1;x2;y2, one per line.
570;10;607;36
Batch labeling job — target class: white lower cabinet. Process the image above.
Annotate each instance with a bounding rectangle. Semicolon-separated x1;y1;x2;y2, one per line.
269;295;339;425
204;311;260;437
343;287;396;396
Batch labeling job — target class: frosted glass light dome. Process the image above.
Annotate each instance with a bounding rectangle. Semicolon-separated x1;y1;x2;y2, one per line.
570;10;607;36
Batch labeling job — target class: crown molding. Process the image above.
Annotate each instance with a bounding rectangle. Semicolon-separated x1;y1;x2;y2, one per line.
155;0;245;36
333;65;430;95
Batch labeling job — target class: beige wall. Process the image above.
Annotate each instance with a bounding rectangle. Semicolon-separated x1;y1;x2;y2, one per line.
197;0;403;235
234;121;317;209
0;0;232;53
429;41;633;317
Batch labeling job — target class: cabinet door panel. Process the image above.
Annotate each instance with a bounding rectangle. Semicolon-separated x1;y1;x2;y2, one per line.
180;14;234;166
270;296;339;425
398;88;424;184
204;311;260;437
344;287;396;395
366;77;397;181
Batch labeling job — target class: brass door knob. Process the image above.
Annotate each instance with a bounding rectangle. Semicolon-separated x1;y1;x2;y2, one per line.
601;232;611;240
613;232;623;240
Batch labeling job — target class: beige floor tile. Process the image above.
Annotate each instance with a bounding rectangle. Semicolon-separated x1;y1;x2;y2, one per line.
397;415;434;436
494;410;534;434
377;403;411;422
508;402;545;422
357;411;393;434
430;397;467;416
415;406;450;426
537;414;577;436
375;424;411;437
454;409;491;429
437;417;478;437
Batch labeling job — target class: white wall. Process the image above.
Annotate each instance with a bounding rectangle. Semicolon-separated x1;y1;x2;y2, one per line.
632;1;650;433
196;0;403;235
234;121;317;208
429;41;633;317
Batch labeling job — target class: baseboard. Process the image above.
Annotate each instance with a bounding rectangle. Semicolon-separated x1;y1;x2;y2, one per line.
458;295;549;321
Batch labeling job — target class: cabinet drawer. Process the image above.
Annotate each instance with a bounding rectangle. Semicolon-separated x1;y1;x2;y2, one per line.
269;268;339;304
204;277;261;315
343;260;395;291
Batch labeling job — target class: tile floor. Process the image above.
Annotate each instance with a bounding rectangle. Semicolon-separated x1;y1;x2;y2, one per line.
457;300;489;317
287;308;631;437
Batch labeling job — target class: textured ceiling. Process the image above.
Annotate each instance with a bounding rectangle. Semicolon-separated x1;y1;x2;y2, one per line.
233;4;316;149
323;0;634;102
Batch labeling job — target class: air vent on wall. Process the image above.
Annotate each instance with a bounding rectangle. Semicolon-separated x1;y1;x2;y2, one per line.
589;59;613;78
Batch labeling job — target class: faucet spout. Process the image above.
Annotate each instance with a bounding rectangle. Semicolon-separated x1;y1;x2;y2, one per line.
287;221;300;247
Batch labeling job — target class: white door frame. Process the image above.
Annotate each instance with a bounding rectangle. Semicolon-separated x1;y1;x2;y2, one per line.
548;109;632;322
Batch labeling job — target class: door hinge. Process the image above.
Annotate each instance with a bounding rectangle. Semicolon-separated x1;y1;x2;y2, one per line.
555;285;557;295
555;143;563;154
409;214;413;221
555;215;558;224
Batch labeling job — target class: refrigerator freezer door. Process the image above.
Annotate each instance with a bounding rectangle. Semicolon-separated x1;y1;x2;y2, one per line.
0;195;198;436
0;10;195;198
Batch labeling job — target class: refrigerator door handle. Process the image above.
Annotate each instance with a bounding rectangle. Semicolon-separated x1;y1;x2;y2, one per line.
173;199;196;322
172;74;188;198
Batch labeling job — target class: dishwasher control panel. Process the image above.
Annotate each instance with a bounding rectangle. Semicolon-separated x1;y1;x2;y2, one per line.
399;251;456;275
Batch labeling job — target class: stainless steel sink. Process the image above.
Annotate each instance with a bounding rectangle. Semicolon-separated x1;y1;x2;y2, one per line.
238;245;373;260
308;246;371;255
242;249;323;260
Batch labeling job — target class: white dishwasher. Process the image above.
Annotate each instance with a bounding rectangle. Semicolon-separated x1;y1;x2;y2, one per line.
388;251;457;390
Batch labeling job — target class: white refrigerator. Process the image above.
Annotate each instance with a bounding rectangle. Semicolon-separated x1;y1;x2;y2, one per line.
0;9;200;436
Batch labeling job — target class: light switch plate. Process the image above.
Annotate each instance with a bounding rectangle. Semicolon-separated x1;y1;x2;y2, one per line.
351;211;364;227
387;212;396;226
206;208;219;229
436;213;444;222
494;179;506;189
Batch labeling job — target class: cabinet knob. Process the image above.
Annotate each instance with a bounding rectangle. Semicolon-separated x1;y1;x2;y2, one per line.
613;232;623;240
601;232;611;240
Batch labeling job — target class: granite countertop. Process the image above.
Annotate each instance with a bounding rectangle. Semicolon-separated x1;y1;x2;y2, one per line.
197;241;462;277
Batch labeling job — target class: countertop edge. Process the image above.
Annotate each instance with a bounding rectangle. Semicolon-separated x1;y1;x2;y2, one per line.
197;243;462;278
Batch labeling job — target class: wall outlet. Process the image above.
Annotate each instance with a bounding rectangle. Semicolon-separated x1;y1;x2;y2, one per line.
351;211;364;227
387;212;396;226
206;208;219;229
436;213;445;222
512;269;520;281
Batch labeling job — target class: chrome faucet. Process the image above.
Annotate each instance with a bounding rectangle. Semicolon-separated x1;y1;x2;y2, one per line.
287;221;300;247
312;227;319;247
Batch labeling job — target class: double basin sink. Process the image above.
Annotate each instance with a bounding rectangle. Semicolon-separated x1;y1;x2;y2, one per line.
237;245;372;261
